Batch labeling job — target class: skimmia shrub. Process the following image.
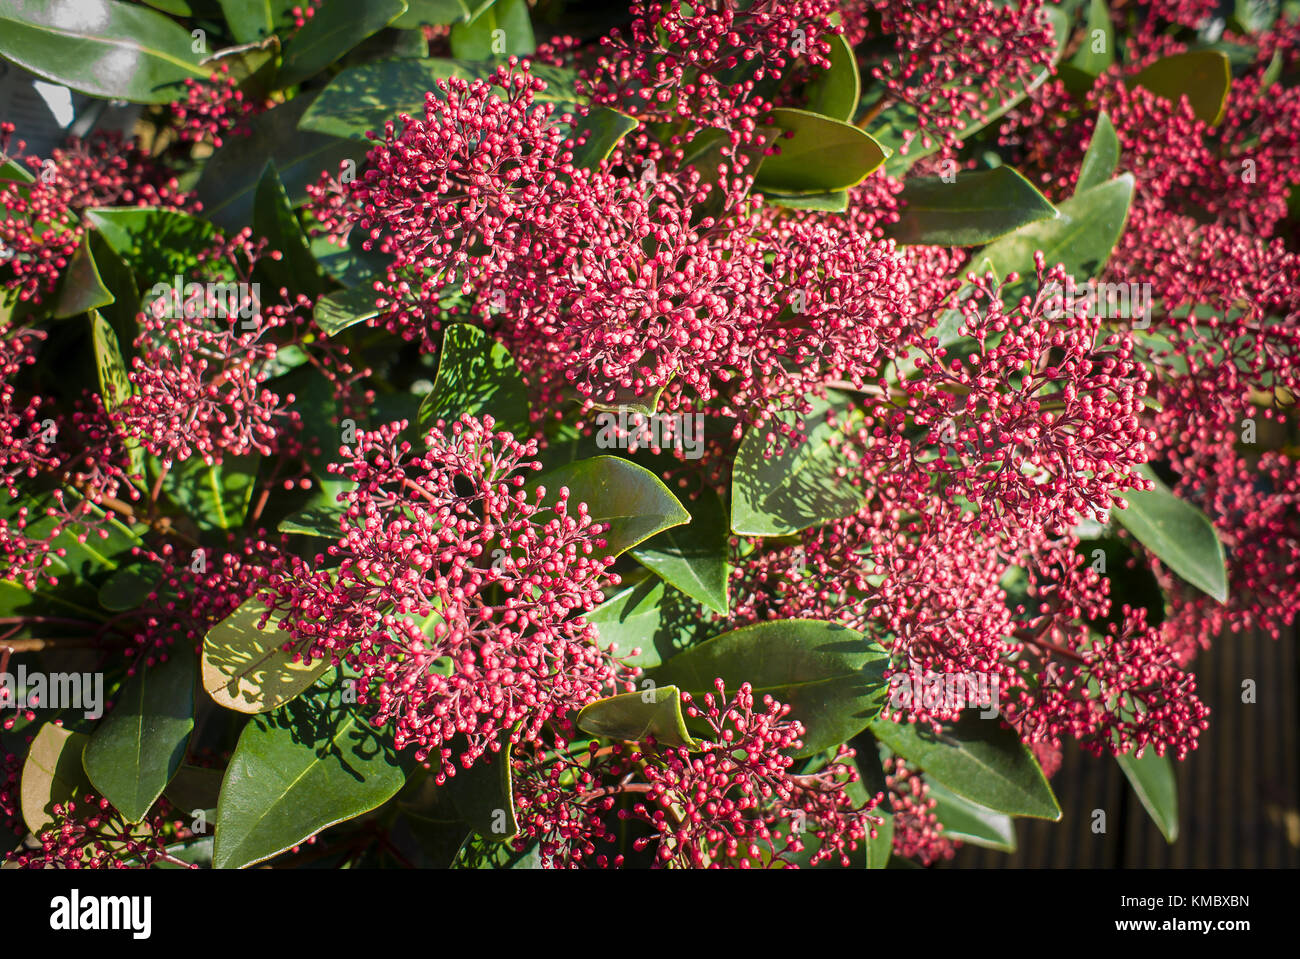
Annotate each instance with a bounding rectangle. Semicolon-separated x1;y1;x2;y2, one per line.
0;0;1294;870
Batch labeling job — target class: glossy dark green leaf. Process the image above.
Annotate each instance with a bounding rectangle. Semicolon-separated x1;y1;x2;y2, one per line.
803;31;860;123
1068;0;1114;80
1112;464;1228;603
196;94;369;231
20;723;92;833
569;107;639;169
447;742;518;841
417;324;530;437
278;500;345;539
252;160;323;298
164;764;225;819
202;596;331;714
869;713;1061;820
449;0;534;59
650;619;889;757
86;206;219;290
586;577;712;671
452;832;539;867
631;485;729;615
277;0;408;87
531;456;690;558
217;0;299;43
83;644;196;823
97;561;162;611
1131;50;1232;125
755;109;888;193
1075;111;1119;194
393;0;469;28
927;779;1017;851
761;189;849;213
979;173;1134;301
52;235;114;319
889;166;1057;246
156;453;258;531
313;286;379;336
731;390;863;537
213;669;407;868
310;234;389;288
576;684;700;748
0;0;208;103
1116;748;1178;843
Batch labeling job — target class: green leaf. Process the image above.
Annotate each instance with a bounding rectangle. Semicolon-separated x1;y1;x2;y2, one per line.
869;713;1062;820
88;309;132;417
20;723;92;833
314;286;380;335
0;0;208;103
447;743;517;840
86;206;219;290
0;156;35;185
1075;111;1119;194
83;644;196;823
418;324;530;437
731;389;863;537
1116;748;1178;843
761;189;849;213
586;578;710;671
979;173;1134;301
97;561;162;612
196;94;369;231
576;684;700;748
252;160;324;298
299;56;576;139
888;166;1058;246
277;0;409;87
1068;0;1115;80
649;619;889;757
568;107;639;169
213;669;407;868
393;0;469;28
278;500;345;539
804;31;860;123
755;109;888;193
217;0;300;43
449;0;534;59
532;456;690;558
156;453;258;531
1233;0;1280;32
1131;50;1232;126
164;764;225;819
452;833;540;867
202;596;332;714
52;234;114;319
631;485;729;615
310;233;390;288
1112;464;1228;603
927;780;1017;851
